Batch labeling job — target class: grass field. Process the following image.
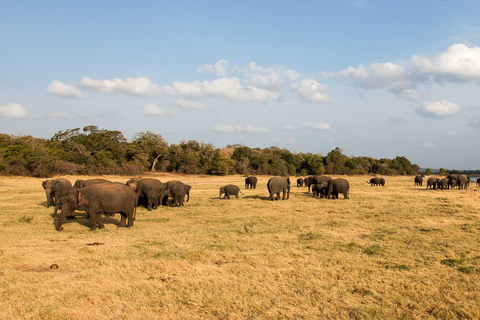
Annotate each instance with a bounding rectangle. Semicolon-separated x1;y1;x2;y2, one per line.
1;174;480;319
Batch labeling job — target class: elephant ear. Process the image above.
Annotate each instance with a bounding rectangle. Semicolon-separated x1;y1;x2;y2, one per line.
53;181;61;191
42;180;47;189
77;190;88;207
185;185;191;192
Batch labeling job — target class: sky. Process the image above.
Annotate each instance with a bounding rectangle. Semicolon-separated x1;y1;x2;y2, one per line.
1;0;480;169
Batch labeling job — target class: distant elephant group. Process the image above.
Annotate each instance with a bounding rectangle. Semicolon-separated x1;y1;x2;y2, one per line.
424;174;471;191
367;177;385;186
43;177;192;231
302;175;350;199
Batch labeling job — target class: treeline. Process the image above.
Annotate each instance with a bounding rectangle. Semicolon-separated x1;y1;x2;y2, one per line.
0;126;420;177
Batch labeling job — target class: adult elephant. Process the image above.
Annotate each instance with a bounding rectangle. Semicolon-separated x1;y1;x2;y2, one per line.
128;178;164;211
74;178;111;188
219;185;244;199
245;176;258;189
162;181;191;206
307;175;331;193
458;175;469;190
267;176;290;201
312;183;328;198
477;178;480;186
414;175;423;186
42;178;72;208
56;183;136;231
426;177;439;189
169;182;191;207
438;178;449;190
379;178;385;186
367;178;381;186
297;178;304;187
327;178;350;199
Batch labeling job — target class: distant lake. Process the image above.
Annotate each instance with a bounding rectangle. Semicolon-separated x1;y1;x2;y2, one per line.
470;176;479;182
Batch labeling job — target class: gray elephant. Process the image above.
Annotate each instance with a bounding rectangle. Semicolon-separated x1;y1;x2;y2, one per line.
267;176;290;201
426;177;439;189
245;176;258;189
311;183;327;198
327;178;350;199
219;184;244;199
307;176;331;193
127;178;164;211
477;178;480;186
56;183;136;231
367;178;381;186
458;175;469;190
379;178;385;186
162;181;191;206
297;178;304;187
438;178;449;190
414;175;423;186
42;178;72;208
74;178;112;188
169;182;191;207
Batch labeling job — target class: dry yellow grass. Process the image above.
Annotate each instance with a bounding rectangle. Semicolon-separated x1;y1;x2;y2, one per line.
1;174;480;319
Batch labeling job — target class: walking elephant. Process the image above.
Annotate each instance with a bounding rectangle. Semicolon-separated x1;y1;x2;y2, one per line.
367;178;381;186
55;183;136;231
297;178;304;187
426;177;440;189
458;175;469;190
438;178;449;190
327;178;350;199
245;176;258;189
267;176;290;200
42;178;72;208
219;185;244;199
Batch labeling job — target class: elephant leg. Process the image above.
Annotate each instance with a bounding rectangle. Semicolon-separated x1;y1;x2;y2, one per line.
227;194;230;199
270;193;274;201
119;214;127;227
88;210;97;231
97;214;105;229
282;188;286;200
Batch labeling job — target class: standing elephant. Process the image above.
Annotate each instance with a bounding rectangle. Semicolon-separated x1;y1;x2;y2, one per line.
426;177;440;189
414;175;423;186
307;176;331;193
74;178;111;188
42;178;72;208
379;178;385;186
477;178;480;186
438;178;449;190
169;182;191;207
56;184;136;231
458;175;469;190
312;183;328;198
297;178;304;187
367;178;381;186
162;181;191;206
245;176;258;189
219;185;244;199
128;178;164;211
327;178;350;199
267;177;290;201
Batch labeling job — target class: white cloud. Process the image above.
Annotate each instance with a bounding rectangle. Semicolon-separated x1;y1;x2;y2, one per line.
282;125;295;131
400;89;419;101
288;138;297;144
50;112;89;119
416;100;461;119
0;103;29;119
139;105;172;116
422;142;435;149
291;78;332;103
302;121;331;130
197;59;229;76
47;81;86;99
212;124;269;133
245;73;285;91
166;77;278;102
169;99;203;110
81;77;171;96
411;43;480;83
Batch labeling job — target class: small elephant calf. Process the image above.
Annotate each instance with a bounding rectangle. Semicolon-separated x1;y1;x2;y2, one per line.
219;185;244;199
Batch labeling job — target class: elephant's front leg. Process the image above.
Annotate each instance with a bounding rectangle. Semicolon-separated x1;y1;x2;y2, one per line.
119;213;127;227
282;188;286;200
88;209;97;230
96;213;105;229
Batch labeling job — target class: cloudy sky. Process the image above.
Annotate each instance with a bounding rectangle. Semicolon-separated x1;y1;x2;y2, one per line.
1;1;480;169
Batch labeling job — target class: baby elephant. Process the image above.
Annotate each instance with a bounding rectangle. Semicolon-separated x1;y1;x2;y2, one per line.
219;185;244;199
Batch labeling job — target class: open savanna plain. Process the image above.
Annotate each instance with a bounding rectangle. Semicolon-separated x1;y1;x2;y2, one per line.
1;174;480;319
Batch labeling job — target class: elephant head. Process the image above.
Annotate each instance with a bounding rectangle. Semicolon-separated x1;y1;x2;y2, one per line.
219;187;225;199
185;185;191;202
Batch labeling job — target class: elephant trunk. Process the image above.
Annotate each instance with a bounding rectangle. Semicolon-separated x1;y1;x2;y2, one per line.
219;189;223;199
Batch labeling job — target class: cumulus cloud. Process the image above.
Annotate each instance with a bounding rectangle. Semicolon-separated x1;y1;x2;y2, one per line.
0;103;29;119
81;77;171;96
47;81;86;99
51;112;89;119
139;105;172;116
282;125;295;131
169;99;203;110
302;121;331;130
411;43;480;83
245;73;285;91
400;89;420;101
212;124;269;133
415;100;461;119
291;78;332;103
197;59;229;76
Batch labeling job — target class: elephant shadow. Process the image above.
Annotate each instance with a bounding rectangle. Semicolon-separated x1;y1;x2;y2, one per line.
51;211;124;229
242;195;271;201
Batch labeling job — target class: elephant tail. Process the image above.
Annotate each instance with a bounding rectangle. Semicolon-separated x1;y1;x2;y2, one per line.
239;190;244;195
133;198;137;221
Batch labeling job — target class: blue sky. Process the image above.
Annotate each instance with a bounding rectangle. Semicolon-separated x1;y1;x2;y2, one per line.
1;0;480;169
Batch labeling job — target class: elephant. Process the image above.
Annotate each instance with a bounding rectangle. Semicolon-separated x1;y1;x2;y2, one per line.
327;178;350;199
438;178;449;190
367;178;381;186
219;185;244;199
448;178;458;189
477;178;480;186
267;176;290;201
304;176;313;190
311;183;328;198
74;178;111;188
458;175;469;190
379;178;385;186
56;183;136;231
162;181;191;206
245;176;258;189
169;183;191;207
414;175;423;186
42;178;72;208
297;178;304;187
128;178;164;211
426;177;440;189
146;189;161;210
447;174;459;182
307;176;331;193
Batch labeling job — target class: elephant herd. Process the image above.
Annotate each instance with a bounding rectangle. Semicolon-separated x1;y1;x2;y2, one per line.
42;177;191;231
420;174;472;191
